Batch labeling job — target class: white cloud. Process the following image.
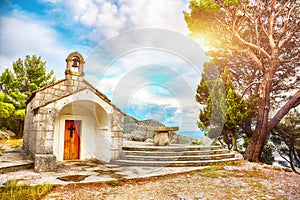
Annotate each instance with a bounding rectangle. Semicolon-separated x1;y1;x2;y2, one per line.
129;85;180;107
65;0;189;41
0;0;204;132
0;12;71;78
87;49;205;94
83;47;205;130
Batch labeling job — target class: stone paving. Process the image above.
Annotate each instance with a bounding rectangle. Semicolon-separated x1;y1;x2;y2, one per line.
0;146;206;186
0;148;33;174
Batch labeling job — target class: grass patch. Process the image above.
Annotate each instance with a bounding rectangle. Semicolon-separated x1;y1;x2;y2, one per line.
0;182;54;200
242;170;268;178
196;162;268;179
197;166;228;178
273;166;283;171
191;141;204;145
2;139;23;148
201;171;229;178
215;160;242;167
200;165;223;172
106;180;122;186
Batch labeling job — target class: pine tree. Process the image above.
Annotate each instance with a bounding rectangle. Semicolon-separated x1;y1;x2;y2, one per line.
271;109;300;172
185;0;300;161
0;55;56;136
197;62;256;150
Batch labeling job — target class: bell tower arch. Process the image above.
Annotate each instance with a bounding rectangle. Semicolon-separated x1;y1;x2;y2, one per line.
65;52;85;77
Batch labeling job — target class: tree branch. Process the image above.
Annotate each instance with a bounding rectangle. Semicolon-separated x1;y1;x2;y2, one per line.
277;3;296;45
241;81;261;98
215;16;271;60
268;89;300;132
274;0;291;19
279;27;300;49
247;49;264;70
268;0;277;49
258;1;272;44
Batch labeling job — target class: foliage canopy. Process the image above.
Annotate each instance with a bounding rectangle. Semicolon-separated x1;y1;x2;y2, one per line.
185;0;300;161
0;55;55;135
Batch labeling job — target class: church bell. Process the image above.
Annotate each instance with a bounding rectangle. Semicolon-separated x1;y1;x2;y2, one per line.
72;56;80;68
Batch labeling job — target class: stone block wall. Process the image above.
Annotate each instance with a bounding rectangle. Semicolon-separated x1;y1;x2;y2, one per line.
23;76;124;172
23;77;89;171
110;109;124;160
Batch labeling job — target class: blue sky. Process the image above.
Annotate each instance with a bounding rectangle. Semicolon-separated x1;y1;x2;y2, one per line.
0;0;210;137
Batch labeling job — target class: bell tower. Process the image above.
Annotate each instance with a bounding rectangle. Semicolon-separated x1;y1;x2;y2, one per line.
65;52;85;77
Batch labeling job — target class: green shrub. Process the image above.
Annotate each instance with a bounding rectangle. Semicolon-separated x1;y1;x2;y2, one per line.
107;180;122;186
260;143;275;165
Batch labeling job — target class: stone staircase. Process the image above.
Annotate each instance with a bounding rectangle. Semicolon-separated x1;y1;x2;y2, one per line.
111;145;239;167
0;148;34;174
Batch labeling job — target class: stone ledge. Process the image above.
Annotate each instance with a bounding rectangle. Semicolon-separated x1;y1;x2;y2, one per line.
0;162;34;174
147;126;179;131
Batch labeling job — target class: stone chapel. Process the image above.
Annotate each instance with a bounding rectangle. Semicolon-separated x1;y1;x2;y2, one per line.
23;52;124;172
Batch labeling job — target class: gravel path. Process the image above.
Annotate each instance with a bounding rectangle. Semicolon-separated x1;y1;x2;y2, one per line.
44;161;300;200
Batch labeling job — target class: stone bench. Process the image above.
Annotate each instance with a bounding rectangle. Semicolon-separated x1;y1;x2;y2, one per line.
147;126;179;146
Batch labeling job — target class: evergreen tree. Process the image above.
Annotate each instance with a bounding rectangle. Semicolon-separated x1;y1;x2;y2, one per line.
185;0;300;161
0;55;56;136
271;109;300;172
197;62;256;150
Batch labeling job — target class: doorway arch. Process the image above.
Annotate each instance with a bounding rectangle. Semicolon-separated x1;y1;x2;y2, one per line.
53;100;110;161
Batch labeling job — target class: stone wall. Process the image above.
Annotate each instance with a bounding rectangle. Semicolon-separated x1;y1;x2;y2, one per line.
110;109;124;160
23;75;124;172
23;76;88;171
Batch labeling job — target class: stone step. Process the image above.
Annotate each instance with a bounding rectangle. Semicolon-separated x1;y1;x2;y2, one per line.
0;162;34;174
0;148;34;174
115;145;237;167
122;146;222;152
123;149;230;156
111;157;239;167
124;153;235;161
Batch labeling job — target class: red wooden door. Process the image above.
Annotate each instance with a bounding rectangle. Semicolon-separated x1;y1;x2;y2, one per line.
64;120;81;160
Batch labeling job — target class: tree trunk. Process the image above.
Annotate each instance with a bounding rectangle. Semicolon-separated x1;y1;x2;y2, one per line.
244;69;274;161
18;120;24;138
245;87;300;162
293;147;300;167
232;132;237;151
289;148;297;172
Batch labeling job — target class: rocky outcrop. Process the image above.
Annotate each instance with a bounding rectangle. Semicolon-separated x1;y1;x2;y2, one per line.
124;115;212;145
169;133;192;144
131;129;147;142
124;115;165;142
0;130;16;139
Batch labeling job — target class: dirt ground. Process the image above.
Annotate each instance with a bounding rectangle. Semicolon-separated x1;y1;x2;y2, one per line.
44;161;300;200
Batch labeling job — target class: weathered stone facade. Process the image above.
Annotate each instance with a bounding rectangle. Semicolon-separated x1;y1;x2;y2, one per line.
23;52;124;172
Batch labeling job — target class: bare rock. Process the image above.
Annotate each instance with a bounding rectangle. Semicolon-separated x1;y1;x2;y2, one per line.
192;136;213;146
6;130;16;137
0;131;10;139
170;134;192;145
144;138;153;143
123;134;133;141
131;129;147;142
223;165;254;171
124;116;165;140
233;151;244;160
